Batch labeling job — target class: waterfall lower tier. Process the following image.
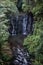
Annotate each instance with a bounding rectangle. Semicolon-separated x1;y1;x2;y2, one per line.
8;36;31;65
10;47;31;65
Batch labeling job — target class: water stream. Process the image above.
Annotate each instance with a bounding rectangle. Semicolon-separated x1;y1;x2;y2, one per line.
6;11;33;65
10;46;31;65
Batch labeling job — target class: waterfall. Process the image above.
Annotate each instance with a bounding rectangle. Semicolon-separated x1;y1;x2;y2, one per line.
11;21;16;36
22;14;28;35
7;12;33;65
11;16;16;36
7;12;33;36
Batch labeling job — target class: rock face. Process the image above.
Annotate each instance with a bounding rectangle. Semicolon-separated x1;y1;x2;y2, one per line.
16;0;23;11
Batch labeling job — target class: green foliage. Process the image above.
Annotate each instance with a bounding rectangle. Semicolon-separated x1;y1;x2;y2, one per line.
0;0;18;64
1;53;11;62
23;0;43;65
22;0;29;12
0;7;9;63
0;17;9;43
0;0;19;14
24;20;43;65
0;0;43;65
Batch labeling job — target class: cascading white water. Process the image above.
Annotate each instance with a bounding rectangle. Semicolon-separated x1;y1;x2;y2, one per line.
10;14;28;36
22;14;28;35
12;47;30;65
8;12;33;36
11;17;16;36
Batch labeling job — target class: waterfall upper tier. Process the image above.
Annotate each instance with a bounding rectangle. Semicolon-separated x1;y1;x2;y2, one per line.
6;11;34;36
